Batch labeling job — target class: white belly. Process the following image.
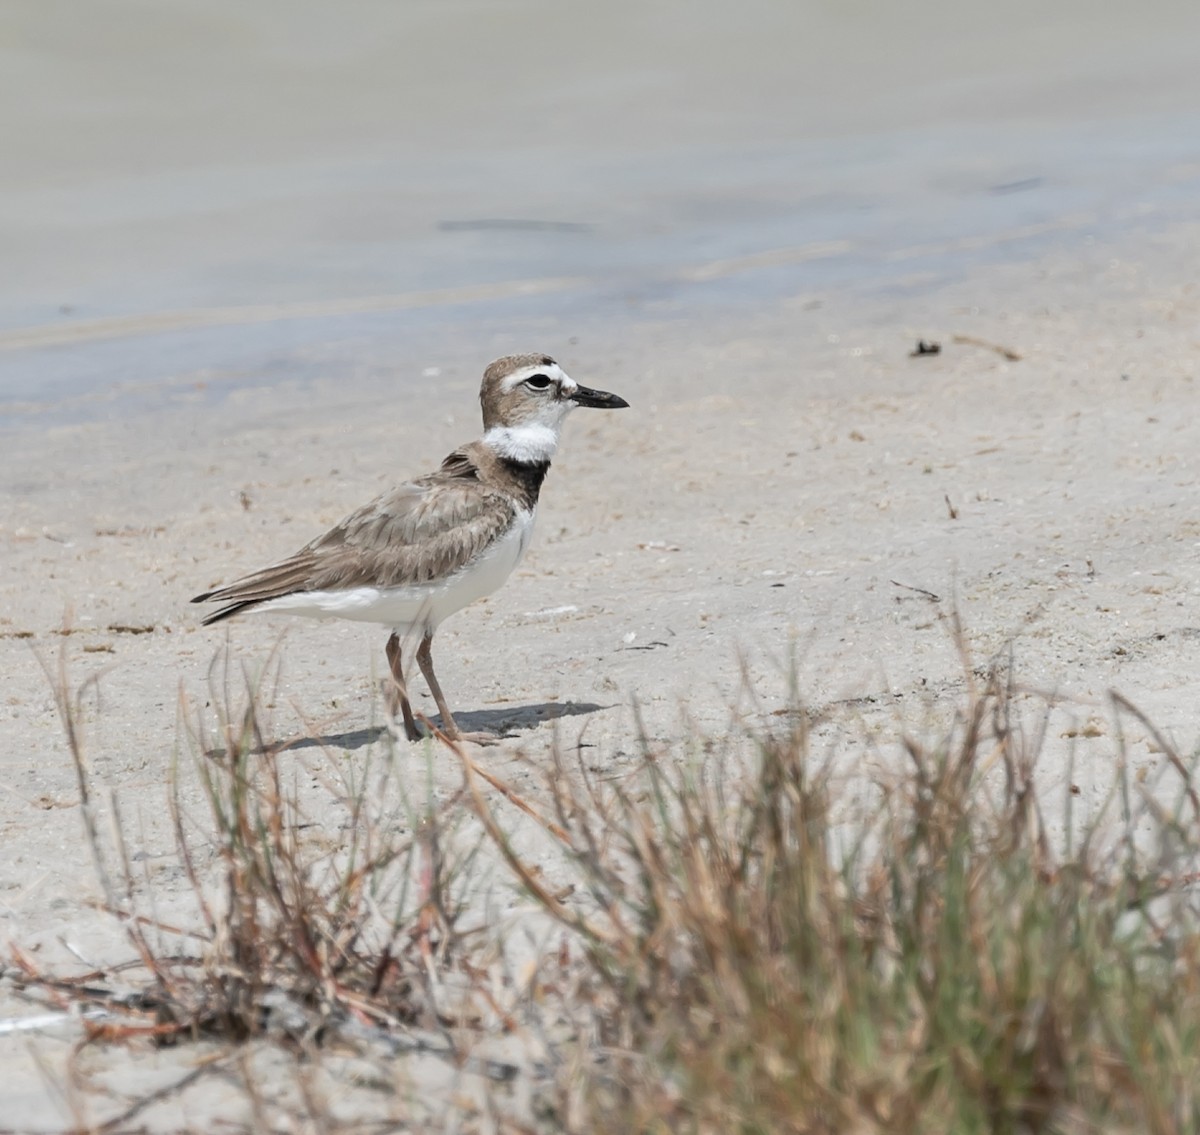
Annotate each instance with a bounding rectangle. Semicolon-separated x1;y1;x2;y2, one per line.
257;508;535;631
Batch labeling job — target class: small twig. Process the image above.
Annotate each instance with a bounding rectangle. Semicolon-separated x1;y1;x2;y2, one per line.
952;334;1022;361
890;580;942;603
84;1017;187;1042
943;494;959;520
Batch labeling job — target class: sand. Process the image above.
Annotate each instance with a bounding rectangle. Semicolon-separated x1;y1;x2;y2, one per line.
5;222;1200;1125
3;0;1200;1126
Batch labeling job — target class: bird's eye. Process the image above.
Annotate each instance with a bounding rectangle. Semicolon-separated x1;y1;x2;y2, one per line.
525;374;552;389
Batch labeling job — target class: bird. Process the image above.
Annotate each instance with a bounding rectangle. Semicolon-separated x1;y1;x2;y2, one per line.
191;354;628;743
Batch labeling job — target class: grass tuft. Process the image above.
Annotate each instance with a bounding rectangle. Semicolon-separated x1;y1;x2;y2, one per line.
19;643;484;1058
467;657;1200;1133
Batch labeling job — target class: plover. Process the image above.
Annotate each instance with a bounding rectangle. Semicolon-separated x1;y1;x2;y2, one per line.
192;355;628;743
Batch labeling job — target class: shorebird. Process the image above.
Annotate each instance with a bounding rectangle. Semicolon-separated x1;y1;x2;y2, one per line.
192;354;628;743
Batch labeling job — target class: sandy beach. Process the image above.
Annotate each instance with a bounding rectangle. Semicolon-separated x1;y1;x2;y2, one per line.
3;0;1200;1127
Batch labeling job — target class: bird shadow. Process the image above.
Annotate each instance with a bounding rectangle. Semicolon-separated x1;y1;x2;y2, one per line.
284;700;610;753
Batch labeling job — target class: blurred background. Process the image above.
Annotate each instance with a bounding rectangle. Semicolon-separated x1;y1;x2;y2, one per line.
2;0;1199;419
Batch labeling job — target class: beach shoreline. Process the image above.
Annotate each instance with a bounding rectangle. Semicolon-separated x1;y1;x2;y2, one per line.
4;0;1200;1122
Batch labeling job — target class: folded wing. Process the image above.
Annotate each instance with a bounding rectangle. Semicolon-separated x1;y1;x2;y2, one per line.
192;449;517;624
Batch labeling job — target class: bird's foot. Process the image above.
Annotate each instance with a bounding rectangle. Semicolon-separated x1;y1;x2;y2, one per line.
383;716;503;747
383;715;426;744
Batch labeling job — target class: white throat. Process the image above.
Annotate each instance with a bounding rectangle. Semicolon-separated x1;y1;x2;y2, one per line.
484;423;560;463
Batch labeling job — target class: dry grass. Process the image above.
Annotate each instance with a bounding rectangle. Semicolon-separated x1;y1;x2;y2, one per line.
11;640;1200;1132
44;646;485;1048
473;658;1200;1133
11;644;527;1129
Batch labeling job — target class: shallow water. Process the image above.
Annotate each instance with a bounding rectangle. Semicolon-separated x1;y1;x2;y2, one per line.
2;0;1199;423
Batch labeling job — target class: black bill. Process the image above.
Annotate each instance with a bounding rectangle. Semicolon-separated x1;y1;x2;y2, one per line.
570;383;629;409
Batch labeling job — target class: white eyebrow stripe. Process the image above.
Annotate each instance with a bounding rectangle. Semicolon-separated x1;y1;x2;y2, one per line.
500;362;567;391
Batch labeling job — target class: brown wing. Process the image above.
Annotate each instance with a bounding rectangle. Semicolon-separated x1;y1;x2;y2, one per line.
192;447;517;622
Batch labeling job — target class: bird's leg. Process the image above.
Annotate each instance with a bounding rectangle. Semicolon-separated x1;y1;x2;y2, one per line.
415;632;499;745
384;632;423;742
